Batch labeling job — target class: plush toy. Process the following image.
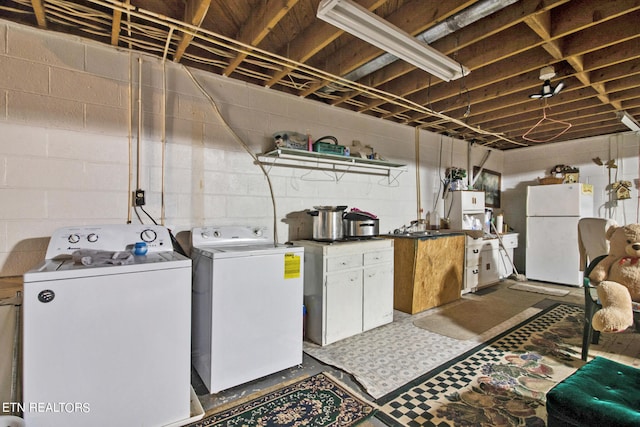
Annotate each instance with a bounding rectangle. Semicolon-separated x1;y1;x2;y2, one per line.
588;223;640;332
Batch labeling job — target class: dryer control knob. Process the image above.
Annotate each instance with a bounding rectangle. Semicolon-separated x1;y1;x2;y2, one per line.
201;232;210;239
253;228;263;237
213;231;221;238
140;229;157;243
68;234;80;244
87;233;98;243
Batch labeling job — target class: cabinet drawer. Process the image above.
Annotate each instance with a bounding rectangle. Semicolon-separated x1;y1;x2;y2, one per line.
326;254;362;272
363;249;393;265
466;236;484;247
500;233;518;249
465;265;480;288
466;246;482;266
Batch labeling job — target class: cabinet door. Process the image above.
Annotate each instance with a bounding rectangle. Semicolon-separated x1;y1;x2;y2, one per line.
479;248;500;287
324;270;363;344
461;191;485;212
362;264;394;331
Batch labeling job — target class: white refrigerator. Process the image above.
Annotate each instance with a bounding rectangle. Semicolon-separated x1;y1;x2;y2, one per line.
526;183;594;285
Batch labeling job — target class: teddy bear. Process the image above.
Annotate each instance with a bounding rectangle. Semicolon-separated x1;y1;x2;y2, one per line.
588;223;640;332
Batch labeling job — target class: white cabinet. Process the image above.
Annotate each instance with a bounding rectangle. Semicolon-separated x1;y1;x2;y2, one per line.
294;239;394;346
446;190;485;230
464;233;519;293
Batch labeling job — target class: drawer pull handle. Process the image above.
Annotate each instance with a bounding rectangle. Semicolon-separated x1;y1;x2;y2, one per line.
472;249;479;253
472;269;479;274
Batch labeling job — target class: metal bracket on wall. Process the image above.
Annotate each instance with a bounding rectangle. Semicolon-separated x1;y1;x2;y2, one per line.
256;148;407;184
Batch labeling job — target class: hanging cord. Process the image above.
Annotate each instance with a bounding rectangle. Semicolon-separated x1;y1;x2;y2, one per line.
182;65;279;244
433;134;445;212
459;62;471;118
637;135;640;223
127;52;133;223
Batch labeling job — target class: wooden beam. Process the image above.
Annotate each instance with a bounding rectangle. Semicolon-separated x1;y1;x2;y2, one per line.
223;0;300;77
173;0;212;63
265;0;387;88
110;0;130;46
30;0;46;28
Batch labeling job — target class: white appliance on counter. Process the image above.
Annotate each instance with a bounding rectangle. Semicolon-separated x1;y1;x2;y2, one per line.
22;224;192;427
191;226;304;394
526;183;594;285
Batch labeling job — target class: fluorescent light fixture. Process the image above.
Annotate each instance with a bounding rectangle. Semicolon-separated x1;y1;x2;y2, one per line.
317;0;469;82
620;111;640;132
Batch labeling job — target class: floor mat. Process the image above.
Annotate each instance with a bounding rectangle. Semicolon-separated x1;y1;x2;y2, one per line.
412;286;547;340
509;282;570;296
185;372;375;427
375;303;640;426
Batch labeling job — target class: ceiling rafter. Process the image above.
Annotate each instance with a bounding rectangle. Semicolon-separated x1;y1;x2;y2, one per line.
223;0;299;77
265;0;387;88
173;0;211;63
331;0;571;110
2;0;639;149
30;0;46;27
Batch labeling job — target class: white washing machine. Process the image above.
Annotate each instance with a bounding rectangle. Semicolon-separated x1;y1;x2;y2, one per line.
191;226;304;393
22;224;192;427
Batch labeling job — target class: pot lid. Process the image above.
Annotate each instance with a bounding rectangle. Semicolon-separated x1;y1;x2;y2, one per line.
313;205;347;211
344;212;378;221
346;208;378;219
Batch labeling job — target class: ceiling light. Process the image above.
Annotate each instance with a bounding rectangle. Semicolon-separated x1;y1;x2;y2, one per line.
317;0;469;82
529;66;564;99
530;80;564;99
620;111;640;132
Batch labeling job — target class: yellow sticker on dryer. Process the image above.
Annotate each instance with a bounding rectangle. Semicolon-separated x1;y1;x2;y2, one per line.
284;253;301;279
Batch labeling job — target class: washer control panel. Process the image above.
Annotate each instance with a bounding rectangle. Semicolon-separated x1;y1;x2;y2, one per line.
45;224;173;259
192;226;270;247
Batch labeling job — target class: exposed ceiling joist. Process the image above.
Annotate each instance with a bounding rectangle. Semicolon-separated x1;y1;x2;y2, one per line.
2;0;639;150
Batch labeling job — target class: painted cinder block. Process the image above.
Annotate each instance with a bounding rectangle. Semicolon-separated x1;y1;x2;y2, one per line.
7;25;85;70
7;91;84;130
0;56;49;94
50;67;122;107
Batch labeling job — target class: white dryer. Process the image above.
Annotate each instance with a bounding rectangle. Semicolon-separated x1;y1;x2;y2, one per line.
22;224;192;427
191;226;304;393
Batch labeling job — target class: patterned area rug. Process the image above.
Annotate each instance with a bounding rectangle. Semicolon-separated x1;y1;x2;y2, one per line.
186;373;375;427
376;303;585;426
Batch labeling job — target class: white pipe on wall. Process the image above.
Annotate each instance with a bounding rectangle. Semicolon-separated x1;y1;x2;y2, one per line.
415;127;422;222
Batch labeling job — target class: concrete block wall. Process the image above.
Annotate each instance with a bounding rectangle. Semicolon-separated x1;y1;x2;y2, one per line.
0;20;482;276
502;132;640;270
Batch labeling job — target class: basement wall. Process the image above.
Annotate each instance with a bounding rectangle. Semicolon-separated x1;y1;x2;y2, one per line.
3;19;637;279
503;132;640;270
0;20;502;276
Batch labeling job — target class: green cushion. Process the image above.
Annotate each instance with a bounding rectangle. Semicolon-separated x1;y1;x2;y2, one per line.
546;357;640;427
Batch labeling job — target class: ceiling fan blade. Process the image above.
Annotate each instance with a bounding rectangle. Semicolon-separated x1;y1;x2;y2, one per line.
530;93;542;99
553;81;565;95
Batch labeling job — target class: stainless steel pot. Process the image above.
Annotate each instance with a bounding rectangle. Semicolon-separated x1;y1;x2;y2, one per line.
307;205;347;241
343;211;380;237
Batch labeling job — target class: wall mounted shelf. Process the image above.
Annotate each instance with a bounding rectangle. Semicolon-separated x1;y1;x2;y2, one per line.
256;148;407;183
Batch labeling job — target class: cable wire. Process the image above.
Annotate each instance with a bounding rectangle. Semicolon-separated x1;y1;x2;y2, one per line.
182;65;280;244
